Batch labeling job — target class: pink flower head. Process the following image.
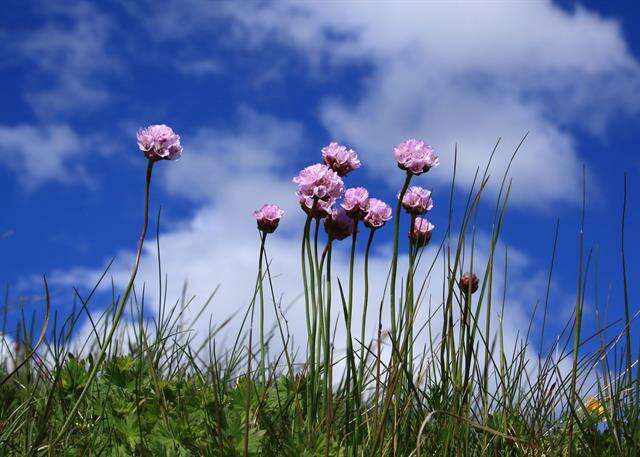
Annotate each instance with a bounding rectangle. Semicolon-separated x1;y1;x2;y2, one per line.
401;186;433;215
394;139;439;175
410;217;435;247
254;204;284;233
322;142;361;176
137;124;183;160
293;163;344;218
324;208;354;241
364;198;392;229
341;187;370;219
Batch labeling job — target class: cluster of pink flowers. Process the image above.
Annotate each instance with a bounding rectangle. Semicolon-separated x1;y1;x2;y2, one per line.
252;138;437;238
410;217;435;247
254;204;285;233
293;163;345;218
394;139;439;175
322;142;361;176
289;143;395;237
137;124;183;161
401;186;433;215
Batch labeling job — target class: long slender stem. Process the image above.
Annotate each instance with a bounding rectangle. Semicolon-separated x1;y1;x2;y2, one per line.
258;232;267;385
305;217;319;427
342;220;359;455
322;241;333;417
324;241;333;456
54;159;155;445
301;217;312;338
358;229;375;387
404;240;417;375
313;218;325;387
390;173;412;341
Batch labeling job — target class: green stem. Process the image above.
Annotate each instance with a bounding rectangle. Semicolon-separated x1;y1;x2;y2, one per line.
53;159;155;445
301;217;312;338
404;240;417;375
347;220;360;453
358;229;375;391
390;173;412;342
324;241;333;451
313;218;325;388
258;232;267;385
305;217;319;427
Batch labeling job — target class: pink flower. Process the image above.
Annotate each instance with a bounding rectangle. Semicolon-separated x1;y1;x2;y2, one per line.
293;164;344;218
254;204;284;233
410;217;435;247
364;198;392;229
394;139;439;175
322;142;360;176
137;124;183;160
401;186;433;215
324;208;354;240
341;187;370;219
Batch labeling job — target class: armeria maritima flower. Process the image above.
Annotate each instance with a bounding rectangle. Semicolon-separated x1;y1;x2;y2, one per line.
394;139;439;175
342;187;370;219
324;208;354;241
137;124;183;161
401;186;433;215
254;204;284;233
459;273;479;295
321;142;360;176
409;217;434;247
293;163;344;218
364;198;392;229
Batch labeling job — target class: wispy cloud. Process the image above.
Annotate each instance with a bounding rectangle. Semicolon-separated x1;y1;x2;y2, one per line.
16;2;118;117
0;124;91;190
177;58;223;77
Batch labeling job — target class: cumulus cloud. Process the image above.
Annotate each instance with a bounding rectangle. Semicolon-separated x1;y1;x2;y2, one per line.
217;1;640;208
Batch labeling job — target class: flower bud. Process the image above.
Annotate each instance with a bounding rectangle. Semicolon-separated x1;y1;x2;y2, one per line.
459;273;479;295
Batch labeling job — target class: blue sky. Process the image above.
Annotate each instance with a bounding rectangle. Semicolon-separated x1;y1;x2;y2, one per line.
1;1;639;355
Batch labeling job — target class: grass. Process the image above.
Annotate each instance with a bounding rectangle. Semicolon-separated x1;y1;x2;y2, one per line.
0;146;639;456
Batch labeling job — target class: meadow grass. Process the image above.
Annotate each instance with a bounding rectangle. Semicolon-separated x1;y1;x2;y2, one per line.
0;141;638;456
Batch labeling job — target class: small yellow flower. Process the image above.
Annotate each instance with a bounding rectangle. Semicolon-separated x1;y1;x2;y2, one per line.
586;397;605;417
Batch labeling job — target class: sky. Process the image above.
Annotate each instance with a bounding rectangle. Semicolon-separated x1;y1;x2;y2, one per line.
1;0;639;359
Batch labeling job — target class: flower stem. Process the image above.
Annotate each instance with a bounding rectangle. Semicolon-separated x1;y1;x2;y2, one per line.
258;231;267;385
357;229;375;392
390;173;412;342
53;159;155;445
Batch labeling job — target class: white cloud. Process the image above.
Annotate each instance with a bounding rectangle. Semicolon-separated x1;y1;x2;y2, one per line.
17;2;117;116
0;124;91;190
217;1;640;209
